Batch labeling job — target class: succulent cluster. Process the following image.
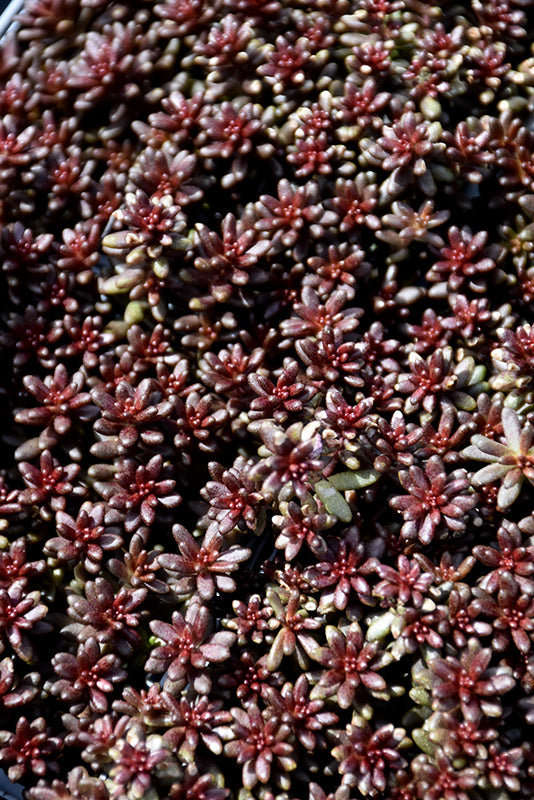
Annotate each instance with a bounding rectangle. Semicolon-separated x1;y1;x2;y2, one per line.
3;0;534;798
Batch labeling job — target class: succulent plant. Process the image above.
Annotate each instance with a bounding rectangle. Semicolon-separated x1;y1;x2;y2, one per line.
1;0;534;798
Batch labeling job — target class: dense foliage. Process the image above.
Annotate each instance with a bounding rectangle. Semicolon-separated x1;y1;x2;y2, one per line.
2;0;534;797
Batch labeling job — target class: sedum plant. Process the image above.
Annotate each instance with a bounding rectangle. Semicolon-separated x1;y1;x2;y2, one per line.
1;0;534;799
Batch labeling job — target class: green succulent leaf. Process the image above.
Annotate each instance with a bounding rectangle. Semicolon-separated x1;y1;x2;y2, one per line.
315;480;352;522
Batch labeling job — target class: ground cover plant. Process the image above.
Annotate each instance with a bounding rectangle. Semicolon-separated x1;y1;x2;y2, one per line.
2;0;534;797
